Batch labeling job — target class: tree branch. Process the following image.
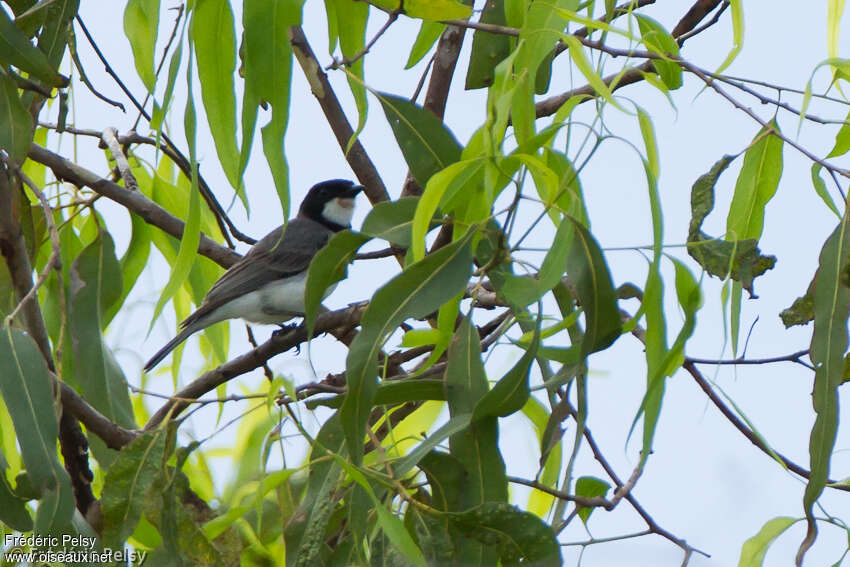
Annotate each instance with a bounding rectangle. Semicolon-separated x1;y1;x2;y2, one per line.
144;302;369;429
28;143;242;268
534;0;725;118
288;26;390;206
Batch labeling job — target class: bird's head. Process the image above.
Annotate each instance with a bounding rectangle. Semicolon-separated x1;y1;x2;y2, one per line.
299;179;363;231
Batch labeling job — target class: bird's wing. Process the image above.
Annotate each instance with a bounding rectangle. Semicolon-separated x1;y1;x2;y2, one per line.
181;218;331;328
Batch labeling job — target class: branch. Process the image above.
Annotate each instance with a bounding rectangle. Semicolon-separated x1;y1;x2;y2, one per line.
144;302;369;429
75;16;253;248
508;476;615;509
401;19;468;198
687;349;811;367
1;162;62;329
683;62;850;178
560;398;709;562
683;361;849;492
327;9;400;70
0;167;54;367
534;0;725;118
28;143;242;268
100;127;139;192
288;26;390;206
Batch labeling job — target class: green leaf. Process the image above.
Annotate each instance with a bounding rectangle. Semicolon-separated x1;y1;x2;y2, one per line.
802;214;850;549
149;50;203;339
575;476;611;524
444;318;508;565
466;0;511;89
560;34;621;110
102;430;168;549
330;455;426;567
35;0;78;70
361;196;429;248
286;415;345;566
449;502;562;566
0;7;67;86
0;327;74;530
0;73;33;163
304;229;369;334
567;218;621;356
406;20;445;69
69;232;136;452
307;378;446;410
828;109;850;159
635;15;682;90
340;229;476;464
244;0;303;217
123;0;159;92
780;280;815;328
192;0;241;195
737;516;798;567
714;0;743;74
726;120;784;242
106;212;151;326
0;451;33;531
472;313;540;420
367;0;471;20
332;0;368;152
687;155;776;296
811;164;841;218
394;413;471;477
522;397;563;518
377;91;463;187
412;159;484;260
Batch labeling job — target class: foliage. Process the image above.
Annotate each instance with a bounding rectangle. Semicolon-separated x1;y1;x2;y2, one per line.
0;1;849;565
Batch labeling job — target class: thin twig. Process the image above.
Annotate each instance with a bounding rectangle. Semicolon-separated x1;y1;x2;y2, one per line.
687;349;811;367
327;9;400;70
75;15;252;248
133;4;185;130
100;127;139;191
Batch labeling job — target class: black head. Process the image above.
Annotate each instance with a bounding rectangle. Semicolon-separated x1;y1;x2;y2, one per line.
299;179;363;231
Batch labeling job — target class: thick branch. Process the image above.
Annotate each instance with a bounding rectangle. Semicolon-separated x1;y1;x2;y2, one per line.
144;302;369;429
288;26;390;205
0;168;54;367
57;378;138;449
28;143;241;268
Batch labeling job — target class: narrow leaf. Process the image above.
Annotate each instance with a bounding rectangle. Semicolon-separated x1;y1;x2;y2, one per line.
377;91;463;187
341;228;476;464
304;229;369;334
123;0;159;92
738;516;798;567
102;430;167;549
800;214;850;558
192;0;241;193
0;73;33;163
0;7;66;86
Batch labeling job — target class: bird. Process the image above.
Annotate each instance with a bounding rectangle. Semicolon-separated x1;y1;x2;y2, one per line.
144;179;363;371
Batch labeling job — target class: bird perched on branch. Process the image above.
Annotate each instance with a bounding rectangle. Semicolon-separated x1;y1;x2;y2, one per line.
144;179;363;371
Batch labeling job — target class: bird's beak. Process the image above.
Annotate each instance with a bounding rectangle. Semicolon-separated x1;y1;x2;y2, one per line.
344;185;364;198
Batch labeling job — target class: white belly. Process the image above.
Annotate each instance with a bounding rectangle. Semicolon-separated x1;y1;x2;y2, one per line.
212;272;337;325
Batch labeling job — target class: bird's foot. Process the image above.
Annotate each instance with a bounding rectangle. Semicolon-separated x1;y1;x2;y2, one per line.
272;322;298;338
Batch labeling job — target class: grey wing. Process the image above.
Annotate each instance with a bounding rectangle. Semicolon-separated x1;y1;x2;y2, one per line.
181;219;330;328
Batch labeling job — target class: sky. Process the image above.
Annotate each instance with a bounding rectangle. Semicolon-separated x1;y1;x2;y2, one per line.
52;1;850;565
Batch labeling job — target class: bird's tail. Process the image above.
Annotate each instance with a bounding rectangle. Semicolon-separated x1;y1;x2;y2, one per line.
143;325;199;372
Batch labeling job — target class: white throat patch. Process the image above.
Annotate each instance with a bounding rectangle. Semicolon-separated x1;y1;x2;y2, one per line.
322;197;356;227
